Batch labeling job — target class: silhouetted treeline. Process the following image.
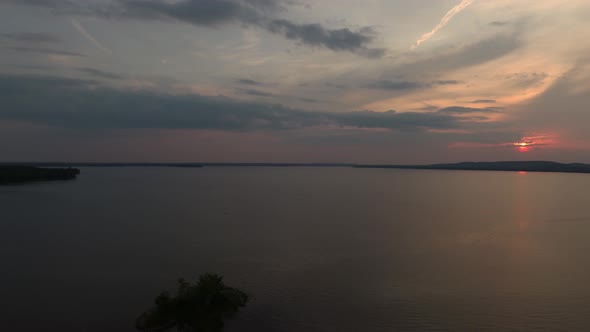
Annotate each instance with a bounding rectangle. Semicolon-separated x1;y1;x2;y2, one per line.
355;161;590;174
0;166;80;184
2;162;352;168
137;274;249;332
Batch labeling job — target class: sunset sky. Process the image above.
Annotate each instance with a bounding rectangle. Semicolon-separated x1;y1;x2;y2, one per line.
1;0;590;163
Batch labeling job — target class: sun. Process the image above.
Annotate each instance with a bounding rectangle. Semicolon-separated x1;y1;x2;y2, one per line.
510;135;555;152
513;141;532;152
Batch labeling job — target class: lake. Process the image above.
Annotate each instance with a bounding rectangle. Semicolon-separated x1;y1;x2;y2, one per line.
2;167;590;331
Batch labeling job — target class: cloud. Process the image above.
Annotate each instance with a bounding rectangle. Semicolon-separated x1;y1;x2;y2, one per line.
516;62;590;142
265;19;379;54
235;87;275;97
412;104;439;112
336;110;460;131
489;21;509;27
437;106;501;114
0;32;61;43
324;82;348;89
298;97;318;103
236;78;265;86
77;68;123;80
125;0;384;56
0;74;481;131
412;0;474;50
366;80;423;90
4;0;383;57
433;80;462;85
118;0;264;24
70;18;112;55
469;99;496;104
0;0;64;7
5;46;86;57
235;85;322;103
390;34;523;78
366;79;462;90
505;72;549;87
0;74;95;92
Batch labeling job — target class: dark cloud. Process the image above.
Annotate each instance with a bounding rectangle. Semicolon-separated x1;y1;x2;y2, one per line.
505;72;548;87
4;0;383;57
489;21;509;27
359;47;387;59
433;80;462;85
77;68;123;80
235;87;275;97
14;64;51;70
0;0;64;7
325;82;348;89
236;86;320;103
6;46;86;57
366;79;462;90
298;97;318;103
0;32;61;43
336;110;459;130
0;74;479;132
366;80;423;90
469;99;496;104
434;34;522;70
236;78;265;86
383;34;523;79
265;19;378;53
437;106;501;114
413;104;439;112
125;0;383;56
120;0;262;24
0;74;95;92
517;63;590;136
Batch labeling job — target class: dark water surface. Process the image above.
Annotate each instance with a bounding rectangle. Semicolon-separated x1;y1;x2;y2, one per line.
2;167;590;331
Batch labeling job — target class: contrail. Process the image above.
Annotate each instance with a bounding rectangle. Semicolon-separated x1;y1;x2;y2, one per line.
70;18;112;55
411;0;474;50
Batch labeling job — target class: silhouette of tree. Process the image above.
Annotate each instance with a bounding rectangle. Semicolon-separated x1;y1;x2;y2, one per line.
136;274;249;332
0;166;79;184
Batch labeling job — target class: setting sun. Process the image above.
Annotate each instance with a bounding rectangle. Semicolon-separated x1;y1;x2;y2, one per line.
514;141;532;152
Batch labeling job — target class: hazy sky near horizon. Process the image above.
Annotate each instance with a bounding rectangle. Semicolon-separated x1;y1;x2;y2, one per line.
1;0;590;163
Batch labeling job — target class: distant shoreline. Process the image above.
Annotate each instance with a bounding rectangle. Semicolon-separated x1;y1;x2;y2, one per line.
2;161;590;175
0;162;351;168
354;161;590;174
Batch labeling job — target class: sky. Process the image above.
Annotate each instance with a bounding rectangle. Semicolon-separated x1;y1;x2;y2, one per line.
1;0;590;163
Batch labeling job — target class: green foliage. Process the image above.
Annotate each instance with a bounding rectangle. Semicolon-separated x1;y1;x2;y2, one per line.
136;274;249;332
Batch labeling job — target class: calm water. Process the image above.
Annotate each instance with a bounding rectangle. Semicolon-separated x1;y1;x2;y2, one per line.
2;167;590;331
